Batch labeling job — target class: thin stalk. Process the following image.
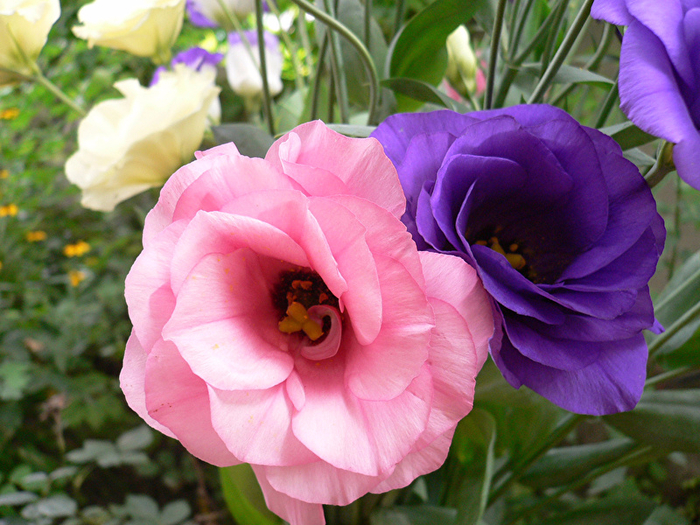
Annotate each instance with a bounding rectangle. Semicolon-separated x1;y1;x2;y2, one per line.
324;0;349;123
485;0;509;110
488;413;586;505
297;7;314;74
538;0;568;76
256;0;275;135
310;35;330;120
216;0;257;64
31;68;86;117
668;176;683;280
593;75;618;128
528;0;594;104
505;445;657;525
648;299;700;358
645;141;677;188
287;0;379;124
267;0;306;92
509;0;536;58
506;0;523;54
654;266;700;314
550;22;613;106
364;0;372;50
393;0;405;37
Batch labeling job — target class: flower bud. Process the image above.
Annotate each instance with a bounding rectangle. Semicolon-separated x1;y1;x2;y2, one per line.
445;25;477;98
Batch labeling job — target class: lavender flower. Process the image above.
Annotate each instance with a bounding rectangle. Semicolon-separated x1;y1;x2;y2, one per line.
371;105;665;415
592;0;700;189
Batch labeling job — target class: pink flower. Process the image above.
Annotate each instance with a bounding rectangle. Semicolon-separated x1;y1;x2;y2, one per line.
120;121;493;524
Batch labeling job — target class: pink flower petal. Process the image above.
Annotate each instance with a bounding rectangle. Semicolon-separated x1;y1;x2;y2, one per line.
266;121;406;218
163;250;295;391
208;384;317;466
292;356;432;476
169;210;309;296
194;142;240;159
419;251;493;370
125;221;185;352
371;430;454;493
253;465;326;525
309;198;382;345
143;339;241;466
345;254;433;401
262;461;384;506
120;332;176;439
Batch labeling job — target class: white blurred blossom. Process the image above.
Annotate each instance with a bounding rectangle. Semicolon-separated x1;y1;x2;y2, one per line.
225;30;283;99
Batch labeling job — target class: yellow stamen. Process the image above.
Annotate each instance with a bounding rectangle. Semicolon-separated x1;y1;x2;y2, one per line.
489;237;506;256
506;253;527;270
278;301;323;341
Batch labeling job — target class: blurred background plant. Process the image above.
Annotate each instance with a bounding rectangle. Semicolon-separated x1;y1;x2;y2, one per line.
2;0;700;524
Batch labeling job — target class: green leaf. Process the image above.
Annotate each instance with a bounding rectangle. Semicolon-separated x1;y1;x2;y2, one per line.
520;63;614;87
370;505;457;525
219;465;281;525
388;0;488;84
21;495;78;519
474;358;563;457
520;438;637;489
326;123;377;137
0;491;39;506
0;361;31;401
599;121;657;150
643;505;691;525
212;124;275;158
159;501;191;525
449;409;496;525
535;495;656;525
381;78;462;110
650;251;700;359
605;389;700;453
117;425;153;452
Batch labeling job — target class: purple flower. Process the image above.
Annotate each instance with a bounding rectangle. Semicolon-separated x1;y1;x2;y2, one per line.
592;0;700;189
371;105;665;415
151;47;223;86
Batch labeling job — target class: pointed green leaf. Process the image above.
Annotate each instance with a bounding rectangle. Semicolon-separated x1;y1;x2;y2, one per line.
219;465;281;525
605;389;700;453
381;78;463;110
600;121;657;150
212;124;275;158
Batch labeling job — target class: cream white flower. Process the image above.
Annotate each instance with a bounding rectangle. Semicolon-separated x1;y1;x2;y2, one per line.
65;64;220;211
72;0;185;63
187;0;255;28
0;0;60;85
445;25;478;96
225;30;283;99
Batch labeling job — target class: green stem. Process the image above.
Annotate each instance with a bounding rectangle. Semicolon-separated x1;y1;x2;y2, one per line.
364;0;372;50
653;267;700;316
538;0;568;76
31;67;86;117
528;0;594;104
310;34;330;121
593;75;618;128
509;0;536;58
267;0;306;92
287;0;379;124
324;0;349;123
645;366;693;388
485;0;508;109
488;413;586;505
255;0;275;136
648;299;700;358
393;0;405;37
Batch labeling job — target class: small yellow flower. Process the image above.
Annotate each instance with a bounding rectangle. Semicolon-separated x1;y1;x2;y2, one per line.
26;230;47;242
0;170;8;179
64;240;91;257
68;270;86;287
0;204;18;217
0;108;20;120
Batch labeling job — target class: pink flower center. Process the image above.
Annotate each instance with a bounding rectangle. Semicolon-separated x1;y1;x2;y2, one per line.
272;268;343;360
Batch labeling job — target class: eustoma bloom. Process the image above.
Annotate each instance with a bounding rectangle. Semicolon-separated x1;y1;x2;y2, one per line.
0;0;60;85
226;30;283;99
592;0;700;190
66;64;219;211
72;0;185;63
371;105;665;415
120;122;493;524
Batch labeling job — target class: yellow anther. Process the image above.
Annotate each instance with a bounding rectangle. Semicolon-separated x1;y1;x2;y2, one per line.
489;237;506;256
506;253;527;270
278;302;323;341
509;243;519;252
476;240;488;246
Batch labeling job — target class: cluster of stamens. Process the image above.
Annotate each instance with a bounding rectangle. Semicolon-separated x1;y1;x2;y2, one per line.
475;237;527;271
272;269;338;341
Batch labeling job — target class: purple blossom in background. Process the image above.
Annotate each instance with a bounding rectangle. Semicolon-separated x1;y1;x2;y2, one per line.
186;0;263;28
371;105;665;415
151;47;223;86
186;0;217;28
592;0;700;189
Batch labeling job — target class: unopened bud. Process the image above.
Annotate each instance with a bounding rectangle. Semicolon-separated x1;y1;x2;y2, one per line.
446;26;477;97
